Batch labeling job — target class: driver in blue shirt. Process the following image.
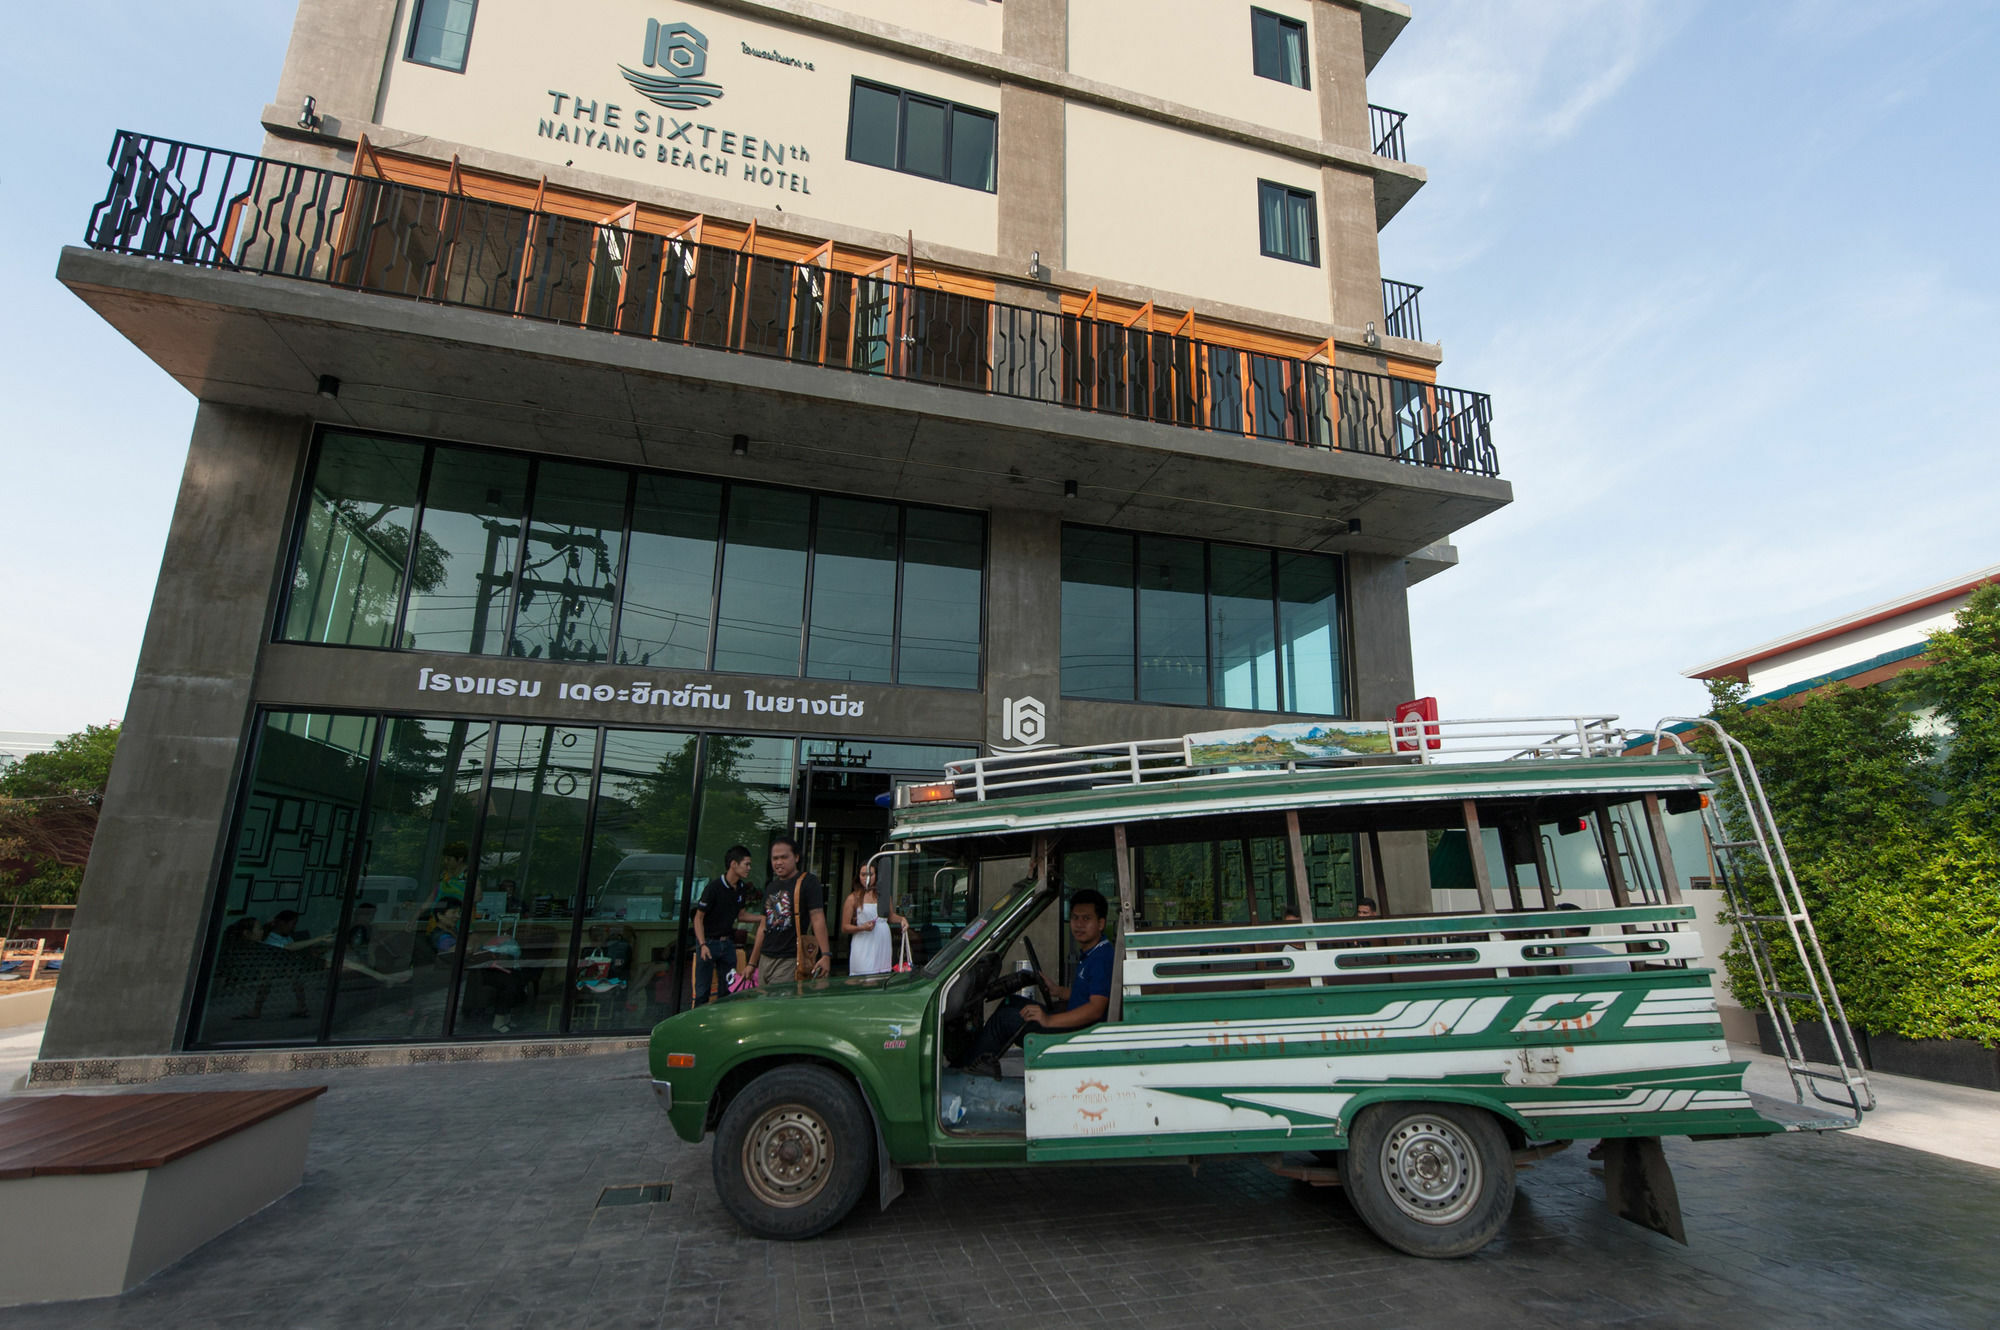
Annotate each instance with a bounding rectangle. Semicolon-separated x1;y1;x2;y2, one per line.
962;890;1113;1077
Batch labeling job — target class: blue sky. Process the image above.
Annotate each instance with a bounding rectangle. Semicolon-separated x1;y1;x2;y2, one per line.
3;1;1996;736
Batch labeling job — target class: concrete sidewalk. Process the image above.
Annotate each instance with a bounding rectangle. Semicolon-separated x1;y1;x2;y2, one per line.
1735;1044;2000;1170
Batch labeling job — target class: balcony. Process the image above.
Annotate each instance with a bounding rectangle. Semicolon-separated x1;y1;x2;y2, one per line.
1381;279;1423;343
80;132;1496;483
1368;105;1409;162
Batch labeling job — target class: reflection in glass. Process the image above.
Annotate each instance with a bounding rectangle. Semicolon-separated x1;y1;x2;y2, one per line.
807;497;898;683
949;107;997;191
1061;528;1135;699
1278;552;1344;715
902;95;949;178
1211;545;1278;710
453;725;600;1036
511;462;627;662
328;717;489;1042
1139;536;1207;706
692;735;795;924
897;508;983;689
283;433;424;648
193;712;376;1046
403;448;529;654
619;475;720;669
584;729;699;1027
847;81;900;169
713;486;809;674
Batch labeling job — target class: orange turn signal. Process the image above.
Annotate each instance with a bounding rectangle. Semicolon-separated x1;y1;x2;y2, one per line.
907;782;956;804
665;1053;696;1069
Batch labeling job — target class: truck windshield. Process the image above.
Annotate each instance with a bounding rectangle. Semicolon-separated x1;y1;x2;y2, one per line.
922;878;1038;978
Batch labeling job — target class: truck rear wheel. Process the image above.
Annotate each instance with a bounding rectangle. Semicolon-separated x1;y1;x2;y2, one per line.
712;1065;874;1239
1340;1101;1514;1258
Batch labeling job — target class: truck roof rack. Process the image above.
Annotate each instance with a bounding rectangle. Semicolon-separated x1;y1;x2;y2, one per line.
906;716;1631;806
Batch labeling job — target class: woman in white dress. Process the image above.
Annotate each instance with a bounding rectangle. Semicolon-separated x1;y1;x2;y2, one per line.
840;864;907;976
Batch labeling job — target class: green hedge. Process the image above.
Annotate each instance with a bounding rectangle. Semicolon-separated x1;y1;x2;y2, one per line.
1707;583;2000;1044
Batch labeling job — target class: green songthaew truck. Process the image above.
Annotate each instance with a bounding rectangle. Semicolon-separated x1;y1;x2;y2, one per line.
649;715;1870;1257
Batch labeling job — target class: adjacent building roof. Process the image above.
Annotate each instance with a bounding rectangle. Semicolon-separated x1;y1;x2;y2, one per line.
1683;562;2000;704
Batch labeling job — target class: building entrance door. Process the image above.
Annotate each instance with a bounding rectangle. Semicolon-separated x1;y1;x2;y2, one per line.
790;759;975;971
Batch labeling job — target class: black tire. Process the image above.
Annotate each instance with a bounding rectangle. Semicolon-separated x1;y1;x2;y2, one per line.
1339;1101;1514;1258
712;1064;875;1240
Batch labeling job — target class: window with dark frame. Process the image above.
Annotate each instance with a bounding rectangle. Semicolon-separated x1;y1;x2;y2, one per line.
405;0;478;73
278;429;987;690
1257;180;1319;266
1250;8;1309;88
845;78;997;193
1059;525;1347;716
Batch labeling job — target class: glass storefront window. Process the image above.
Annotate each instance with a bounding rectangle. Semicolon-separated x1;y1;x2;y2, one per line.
692;735;796;922
402;447;529;655
713;486;809;675
328;716;490;1042
191;711;376;1046
898;508;983;689
1210;545;1278;711
511;461;628;663
282;433;983;688
619;475;720;669
457;724;601;1035
196;716;997;1047
1062;524;1346;716
282;433;423;648
1278;551;1345;716
1060;528;1136;700
584;729;699;1026
807;497;899;683
1138;535;1207;706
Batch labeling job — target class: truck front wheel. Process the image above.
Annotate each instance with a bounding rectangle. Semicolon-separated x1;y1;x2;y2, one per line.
712;1065;874;1239
1340;1101;1514;1258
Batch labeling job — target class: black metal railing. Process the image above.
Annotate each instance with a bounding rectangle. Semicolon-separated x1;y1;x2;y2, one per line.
84;131;1496;478
1381;279;1424;342
1368;105;1409;161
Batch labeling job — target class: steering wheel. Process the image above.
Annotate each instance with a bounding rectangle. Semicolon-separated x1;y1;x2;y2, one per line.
1020;937;1056;1011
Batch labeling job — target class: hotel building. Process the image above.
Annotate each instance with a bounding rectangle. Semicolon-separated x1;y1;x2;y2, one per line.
42;0;1507;1065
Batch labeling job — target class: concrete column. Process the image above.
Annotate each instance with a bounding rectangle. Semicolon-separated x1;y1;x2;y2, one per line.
1321;164;1383;334
997;87;1066;273
1314;1;1371;154
1345;551;1413;722
983;506;1063;751
269;0;403;138
998;0;1067;272
40;406;310;1059
1002;0;1067;68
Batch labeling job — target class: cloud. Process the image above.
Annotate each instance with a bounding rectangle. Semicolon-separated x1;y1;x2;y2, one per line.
1370;0;1682;163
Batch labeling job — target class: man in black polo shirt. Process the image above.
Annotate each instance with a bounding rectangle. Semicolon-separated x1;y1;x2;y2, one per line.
747;837;832;986
691;845;754;1006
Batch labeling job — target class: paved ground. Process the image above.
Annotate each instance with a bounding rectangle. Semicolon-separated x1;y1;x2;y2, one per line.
1739;1049;2000;1170
0;1049;1995;1330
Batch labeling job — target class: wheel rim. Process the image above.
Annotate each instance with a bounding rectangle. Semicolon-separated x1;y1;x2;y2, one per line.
741;1102;835;1209
1378;1114;1482;1225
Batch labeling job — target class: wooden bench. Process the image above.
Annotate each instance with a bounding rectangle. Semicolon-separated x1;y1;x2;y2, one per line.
0;1087;325;1306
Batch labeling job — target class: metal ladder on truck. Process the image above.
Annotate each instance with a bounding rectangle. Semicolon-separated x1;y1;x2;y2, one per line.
1648;717;1873;1122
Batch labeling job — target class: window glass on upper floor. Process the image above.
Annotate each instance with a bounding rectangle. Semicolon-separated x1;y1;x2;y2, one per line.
1251;8;1309;88
279;432;984;689
405;0;478;74
846;79;997;193
1257;180;1319;266
1060;525;1346;715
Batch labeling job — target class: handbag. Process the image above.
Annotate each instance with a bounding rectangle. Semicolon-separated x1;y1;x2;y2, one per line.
726;965;761;994
793;874;821;978
891;923;914;974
